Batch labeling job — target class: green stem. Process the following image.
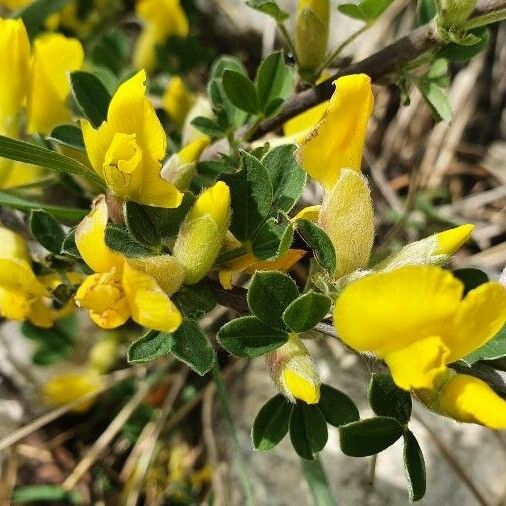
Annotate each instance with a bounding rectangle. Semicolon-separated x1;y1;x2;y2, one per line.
301;456;337;506
316;24;370;76
278;22;298;64
460;7;506;29
212;361;256;506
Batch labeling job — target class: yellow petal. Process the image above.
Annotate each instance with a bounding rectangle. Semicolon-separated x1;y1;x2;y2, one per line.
0;226;30;263
75;196;124;273
43;370;103;413
434;223;474;255
187;180;231;225
0;258;47;296
334;265;463;353
447;282;506;362
218;269;234;290
244;249;306;273
0;18;30;136
136;0;189;38
81;119;113;181
296;74;374;189
0;286;31;321
137;159;184;208
163;76;195;127
319;169;374;278
439;374;506;429
27;34;84;134
283;102;328;141
122;262;182;332
28;298;55;328
384;336;450;390
0;161;45;189
293;205;321;222
127;255;184;295
76;270;130;329
283;369;320;404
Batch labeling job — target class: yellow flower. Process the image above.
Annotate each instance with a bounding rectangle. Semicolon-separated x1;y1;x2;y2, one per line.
0;227;67;328
266;333;320;404
27;33;84;134
296;74;374;190
163;76;195;128
133;0;189;72
173;181;231;284
334;265;506;392
218;249;306;290
42;369;103;413
295;0;330;79
88;333;120;374
319;169;374;279
0;18;30;137
182;96;213;146
75;195;183;331
160;138;210;191
376;224;475;271
82;71;183;208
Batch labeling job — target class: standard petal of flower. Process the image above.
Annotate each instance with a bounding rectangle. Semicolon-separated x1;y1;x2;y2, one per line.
28;298;55;328
0;258;48;296
0;226;30;263
296;74;374;189
0;286;31;320
334;265;463;353
75;196;124;273
384;336;450;390
319;169;374;278
27;34;84;134
137;158;184;208
81;119;114;180
438;374;506;429
447;282;506;362
122;262;182;333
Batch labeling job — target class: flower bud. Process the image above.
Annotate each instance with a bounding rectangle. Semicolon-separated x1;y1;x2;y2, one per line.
375;224;474;272
266;333;320;404
160;138;210;191
173;181;231;284
295;0;330;80
163;76;195;128
319;169;374;279
416;370;506;429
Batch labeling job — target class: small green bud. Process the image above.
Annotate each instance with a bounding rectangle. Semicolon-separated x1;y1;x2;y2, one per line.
295;0;330;79
173;181;231;284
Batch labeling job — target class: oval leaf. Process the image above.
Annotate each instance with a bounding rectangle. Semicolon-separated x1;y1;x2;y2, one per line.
289;403;328;460
217;315;288;358
283;291;331;333
252;394;293;451
222;70;260;115
29;209;65;254
403;430;426;502
70;71;111;127
296;219;336;274
368;373;412;424
318;384;359;427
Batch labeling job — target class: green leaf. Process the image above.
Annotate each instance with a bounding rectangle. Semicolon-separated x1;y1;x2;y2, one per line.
251;216;293;261
283;291;331;333
173;284;216;319
91;29;130;76
128;330;171;363
296;219;336;274
29;209;66;254
289;403;328;460
70;71;112;128
167;320;215;375
252;394;293;451
318;384;359;427
61;228;80;257
47;124;85;150
224;151;273;241
190;116;226;138
222;70;260;115
15;0;73;38
143;192;196;238
0;191;86;222
368;373;412;424
0;135;105;190
217;315;288;357
418;80;452;122
246;0;289;21
105;224;150;257
124;201;160;248
438;28;490;62
339;416;404;457
12;485;79;504
463;324;506;365
453;267;489;295
338;0;394;22
256;52;294;114
248;271;299;329
417;0;437;24
403;430;426;502
262;144;306;213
